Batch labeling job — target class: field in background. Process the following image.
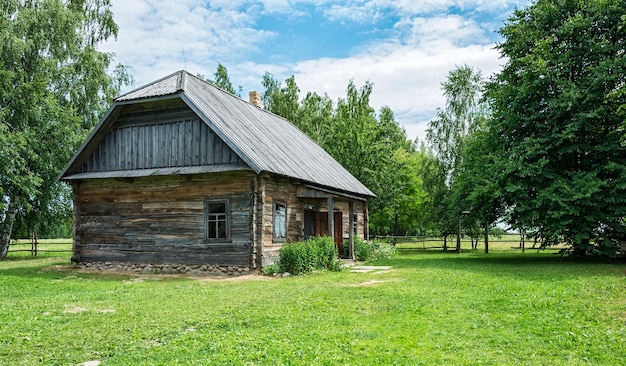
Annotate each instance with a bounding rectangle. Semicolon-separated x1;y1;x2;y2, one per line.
7;238;72;259
0;249;624;365
386;234;568;252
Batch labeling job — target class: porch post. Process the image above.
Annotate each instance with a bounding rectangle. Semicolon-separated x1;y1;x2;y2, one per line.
327;197;334;242
364;202;369;241
349;200;354;260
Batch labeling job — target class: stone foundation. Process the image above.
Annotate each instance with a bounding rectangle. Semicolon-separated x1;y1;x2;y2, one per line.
77;261;251;276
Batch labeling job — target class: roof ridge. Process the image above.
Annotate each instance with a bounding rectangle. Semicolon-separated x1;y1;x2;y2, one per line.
114;70;185;101
176;70;186;92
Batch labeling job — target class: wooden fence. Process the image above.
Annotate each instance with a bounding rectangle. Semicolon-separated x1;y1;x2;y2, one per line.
7;233;72;257
373;235;562;252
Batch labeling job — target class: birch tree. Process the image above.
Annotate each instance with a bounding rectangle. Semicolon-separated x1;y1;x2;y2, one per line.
0;0;129;257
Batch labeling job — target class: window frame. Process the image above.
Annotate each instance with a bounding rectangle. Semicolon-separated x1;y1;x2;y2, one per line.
204;199;230;242
273;201;287;242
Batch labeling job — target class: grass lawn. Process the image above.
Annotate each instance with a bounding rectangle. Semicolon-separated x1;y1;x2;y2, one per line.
0;247;624;365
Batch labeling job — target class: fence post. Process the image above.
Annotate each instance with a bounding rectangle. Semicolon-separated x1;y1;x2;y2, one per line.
31;232;38;257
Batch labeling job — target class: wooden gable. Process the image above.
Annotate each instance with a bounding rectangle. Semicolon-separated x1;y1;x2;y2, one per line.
65;97;248;179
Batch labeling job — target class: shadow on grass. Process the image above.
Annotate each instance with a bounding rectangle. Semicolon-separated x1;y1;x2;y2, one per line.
0;257;135;282
0;257;207;283
2;250;623;282
375;250;626;279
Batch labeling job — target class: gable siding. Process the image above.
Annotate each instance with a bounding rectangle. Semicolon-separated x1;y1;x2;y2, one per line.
77;102;245;173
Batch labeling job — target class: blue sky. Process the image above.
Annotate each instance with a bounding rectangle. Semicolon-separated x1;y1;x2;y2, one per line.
101;0;530;141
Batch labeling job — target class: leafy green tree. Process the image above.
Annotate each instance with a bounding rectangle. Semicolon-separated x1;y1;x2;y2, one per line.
485;0;626;255
0;0;130;257
12;183;73;239
375;147;427;235
197;63;242;97
427;64;484;180
449;127;505;252
328;81;426;235
425;64;489;241
295;91;334;146
212;63;242;97
261;73;300;124
417;147;456;238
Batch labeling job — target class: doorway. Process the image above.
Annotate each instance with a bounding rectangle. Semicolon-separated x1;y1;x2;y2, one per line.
314;211;343;255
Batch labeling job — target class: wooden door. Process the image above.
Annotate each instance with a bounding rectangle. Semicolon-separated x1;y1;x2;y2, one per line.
333;212;343;255
304;210;316;240
315;212;343;254
316;212;328;236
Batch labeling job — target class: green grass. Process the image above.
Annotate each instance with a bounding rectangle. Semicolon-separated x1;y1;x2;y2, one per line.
0;249;624;365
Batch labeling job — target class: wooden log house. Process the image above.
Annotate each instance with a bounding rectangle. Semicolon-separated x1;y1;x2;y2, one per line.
58;70;375;272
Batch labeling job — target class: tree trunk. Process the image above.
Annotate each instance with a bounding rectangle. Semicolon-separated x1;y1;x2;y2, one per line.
0;195;19;259
574;238;589;256
484;224;489;254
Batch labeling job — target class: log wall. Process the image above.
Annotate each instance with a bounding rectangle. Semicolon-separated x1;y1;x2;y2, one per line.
71;171;369;269
72;171;255;267
259;175;368;265
260;175;302;265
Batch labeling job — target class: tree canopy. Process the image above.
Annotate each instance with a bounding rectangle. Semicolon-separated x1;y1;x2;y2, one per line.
484;0;626;255
424;64;491;240
0;0;130;257
427;64;484;180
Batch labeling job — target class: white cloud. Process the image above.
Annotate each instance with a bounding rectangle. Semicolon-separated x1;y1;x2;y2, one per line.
290;42;502;141
324;3;381;24
101;0;526;142
102;0;275;87
395;15;488;47
315;0;528;23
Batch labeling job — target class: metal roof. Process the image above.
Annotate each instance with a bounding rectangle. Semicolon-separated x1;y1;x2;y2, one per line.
115;72;183;101
61;70;374;198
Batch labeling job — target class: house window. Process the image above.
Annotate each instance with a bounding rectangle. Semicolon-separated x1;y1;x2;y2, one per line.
205;200;229;240
273;202;287;240
353;214;358;235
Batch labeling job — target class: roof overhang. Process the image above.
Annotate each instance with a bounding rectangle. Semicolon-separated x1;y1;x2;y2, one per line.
61;164;251;181
297;184;371;202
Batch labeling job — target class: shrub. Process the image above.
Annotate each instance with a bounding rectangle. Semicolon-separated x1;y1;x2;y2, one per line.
353;237;373;261
349;238;398;262
369;239;398;261
261;263;280;276
327;258;344;272
276;237;339;275
277;242;309;275
310;236;337;269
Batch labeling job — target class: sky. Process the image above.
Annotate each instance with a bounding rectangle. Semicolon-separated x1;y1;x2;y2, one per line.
101;0;531;142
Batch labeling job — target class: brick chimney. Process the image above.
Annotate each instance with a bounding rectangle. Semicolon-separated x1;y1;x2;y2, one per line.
249;91;262;108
